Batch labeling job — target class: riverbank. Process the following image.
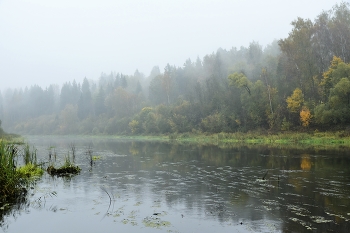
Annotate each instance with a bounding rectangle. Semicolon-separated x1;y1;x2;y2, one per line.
22;130;350;149
180;131;350;145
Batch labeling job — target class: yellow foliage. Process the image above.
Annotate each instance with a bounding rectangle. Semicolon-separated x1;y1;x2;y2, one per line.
321;56;344;87
141;107;153;112
286;88;304;113
300;106;312;127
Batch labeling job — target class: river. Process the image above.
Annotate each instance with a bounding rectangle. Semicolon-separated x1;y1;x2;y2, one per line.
1;136;349;232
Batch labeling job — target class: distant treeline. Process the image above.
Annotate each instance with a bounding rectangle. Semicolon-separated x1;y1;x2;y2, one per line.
1;2;350;135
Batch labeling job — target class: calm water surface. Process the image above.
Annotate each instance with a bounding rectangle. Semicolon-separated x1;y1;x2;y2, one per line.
1;136;350;233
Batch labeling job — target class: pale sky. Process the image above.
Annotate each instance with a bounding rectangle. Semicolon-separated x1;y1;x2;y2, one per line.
0;0;345;90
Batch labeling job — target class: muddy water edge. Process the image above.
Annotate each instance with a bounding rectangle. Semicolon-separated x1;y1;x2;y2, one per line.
1;136;349;233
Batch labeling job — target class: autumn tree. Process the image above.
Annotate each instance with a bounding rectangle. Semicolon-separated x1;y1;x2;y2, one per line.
300;107;312;127
286;88;304;113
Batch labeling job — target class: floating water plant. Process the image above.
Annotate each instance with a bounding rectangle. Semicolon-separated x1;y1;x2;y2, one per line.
142;215;171;228
47;155;81;176
47;164;81;176
92;155;101;161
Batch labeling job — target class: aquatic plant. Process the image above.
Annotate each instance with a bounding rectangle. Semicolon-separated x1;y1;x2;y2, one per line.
17;163;44;179
142;215;171;228
69;143;76;162
47;154;81;176
0;142;41;202
0;142;20;201
85;144;94;166
32;191;57;208
92;155;101;161
23;144;37;165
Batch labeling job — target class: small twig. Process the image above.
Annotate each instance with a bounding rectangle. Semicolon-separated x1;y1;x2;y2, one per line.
262;170;268;180
100;186;114;216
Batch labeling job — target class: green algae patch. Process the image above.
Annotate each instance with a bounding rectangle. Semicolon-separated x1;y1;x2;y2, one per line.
143;212;171;229
143;216;171;228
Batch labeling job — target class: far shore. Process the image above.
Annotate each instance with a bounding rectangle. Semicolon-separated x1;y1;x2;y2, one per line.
16;130;350;150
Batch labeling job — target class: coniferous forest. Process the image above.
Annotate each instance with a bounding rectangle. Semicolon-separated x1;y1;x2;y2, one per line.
1;3;350;136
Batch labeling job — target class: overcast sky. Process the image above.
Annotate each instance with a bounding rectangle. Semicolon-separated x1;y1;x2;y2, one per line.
0;0;346;90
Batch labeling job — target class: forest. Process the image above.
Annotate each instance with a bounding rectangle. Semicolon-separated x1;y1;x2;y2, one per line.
0;2;350;136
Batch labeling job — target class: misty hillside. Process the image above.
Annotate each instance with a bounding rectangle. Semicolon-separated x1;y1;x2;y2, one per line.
0;2;350;135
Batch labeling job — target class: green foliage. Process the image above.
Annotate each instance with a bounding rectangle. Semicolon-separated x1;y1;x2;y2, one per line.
47;155;81;176
201;113;226;133
281;117;292;131
314;58;350;125
17;163;44;178
286;88;304;113
228;72;251;95
0;142;40;201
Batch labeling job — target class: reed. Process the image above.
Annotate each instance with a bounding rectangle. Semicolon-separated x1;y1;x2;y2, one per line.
70;143;76;162
0;142;42;201
86;144;93;167
23;144;37;165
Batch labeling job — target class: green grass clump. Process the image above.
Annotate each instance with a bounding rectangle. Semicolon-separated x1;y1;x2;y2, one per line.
47;155;81;176
17;163;44;179
0;142;39;201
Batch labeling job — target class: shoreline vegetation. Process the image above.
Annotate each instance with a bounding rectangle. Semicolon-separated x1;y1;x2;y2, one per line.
22;129;350;149
0;141;43;203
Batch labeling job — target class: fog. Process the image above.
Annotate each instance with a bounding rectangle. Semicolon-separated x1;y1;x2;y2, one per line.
0;0;342;90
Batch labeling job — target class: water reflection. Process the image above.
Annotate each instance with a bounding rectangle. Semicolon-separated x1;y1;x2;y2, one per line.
2;136;350;232
0;194;29;231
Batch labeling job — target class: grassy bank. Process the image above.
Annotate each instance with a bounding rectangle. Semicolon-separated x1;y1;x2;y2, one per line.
170;131;350;145
22;130;350;149
93;130;350;149
26;130;350;146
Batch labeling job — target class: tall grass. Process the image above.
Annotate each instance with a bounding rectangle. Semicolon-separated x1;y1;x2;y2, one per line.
0;142;41;202
0;142;22;201
23;144;37;165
